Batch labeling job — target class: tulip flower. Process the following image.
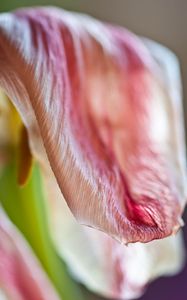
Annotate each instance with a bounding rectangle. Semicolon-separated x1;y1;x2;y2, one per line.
0;7;186;300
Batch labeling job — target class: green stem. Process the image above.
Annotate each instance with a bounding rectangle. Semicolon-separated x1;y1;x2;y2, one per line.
0;152;84;300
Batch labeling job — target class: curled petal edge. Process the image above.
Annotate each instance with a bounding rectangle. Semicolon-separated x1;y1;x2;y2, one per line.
0;8;186;244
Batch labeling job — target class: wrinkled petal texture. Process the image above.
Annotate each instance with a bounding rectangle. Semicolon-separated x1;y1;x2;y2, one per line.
43;163;185;299
0;7;186;243
0;208;60;300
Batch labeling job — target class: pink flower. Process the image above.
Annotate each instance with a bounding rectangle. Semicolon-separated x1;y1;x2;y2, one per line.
0;7;186;299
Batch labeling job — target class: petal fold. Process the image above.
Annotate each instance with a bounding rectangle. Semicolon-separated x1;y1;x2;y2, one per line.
43;164;185;299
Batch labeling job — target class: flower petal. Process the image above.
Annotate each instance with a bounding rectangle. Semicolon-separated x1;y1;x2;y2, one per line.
0;7;186;243
141;38;187;210
0;208;60;300
43;163;185;299
0;290;7;300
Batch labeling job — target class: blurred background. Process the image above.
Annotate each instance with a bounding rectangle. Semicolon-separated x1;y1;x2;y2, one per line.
0;1;186;300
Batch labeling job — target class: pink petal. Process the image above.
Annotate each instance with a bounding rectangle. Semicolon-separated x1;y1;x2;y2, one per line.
0;208;60;300
0;8;186;243
42;162;185;299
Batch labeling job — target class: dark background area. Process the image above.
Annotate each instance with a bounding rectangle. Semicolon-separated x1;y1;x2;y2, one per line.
0;1;187;299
